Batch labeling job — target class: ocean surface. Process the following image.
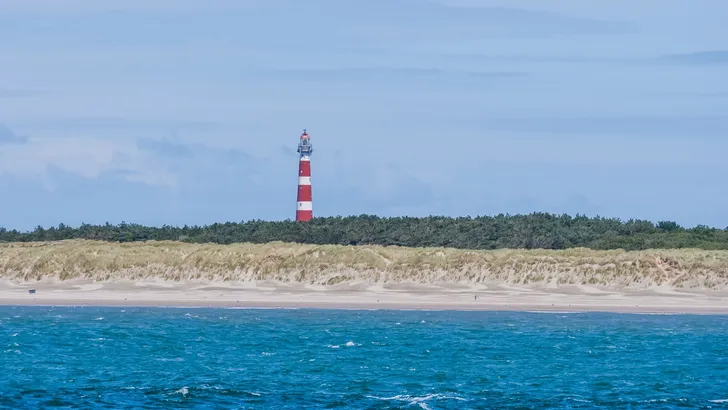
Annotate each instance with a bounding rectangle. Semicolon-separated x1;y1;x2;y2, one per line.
2;307;728;409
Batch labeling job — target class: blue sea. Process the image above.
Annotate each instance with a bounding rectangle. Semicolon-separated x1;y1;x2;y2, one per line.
2;307;728;409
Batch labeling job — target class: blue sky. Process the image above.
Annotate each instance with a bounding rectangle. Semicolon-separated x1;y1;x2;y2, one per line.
0;0;727;230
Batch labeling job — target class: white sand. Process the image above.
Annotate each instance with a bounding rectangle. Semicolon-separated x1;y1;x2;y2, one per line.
2;279;728;314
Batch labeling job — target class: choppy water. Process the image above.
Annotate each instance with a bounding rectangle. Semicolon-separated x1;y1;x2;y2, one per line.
2;307;728;409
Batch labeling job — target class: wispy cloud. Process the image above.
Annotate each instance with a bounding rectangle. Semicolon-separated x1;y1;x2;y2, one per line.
135;137;262;180
0;88;42;98
13;118;231;133
483;116;728;137
0;134;175;187
0;124;28;144
0;0;247;12
656;50;728;65
0;0;634;56
266;67;527;79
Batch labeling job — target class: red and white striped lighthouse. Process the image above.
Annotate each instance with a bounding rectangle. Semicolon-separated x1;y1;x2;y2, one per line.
296;129;313;221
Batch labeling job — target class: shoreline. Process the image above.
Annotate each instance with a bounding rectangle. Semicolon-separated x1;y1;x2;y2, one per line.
2;279;728;315
2;300;728;315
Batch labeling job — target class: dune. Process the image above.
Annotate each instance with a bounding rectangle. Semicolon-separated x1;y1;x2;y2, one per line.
1;239;727;313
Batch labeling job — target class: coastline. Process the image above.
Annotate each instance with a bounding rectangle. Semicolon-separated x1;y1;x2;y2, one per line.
2;279;728;314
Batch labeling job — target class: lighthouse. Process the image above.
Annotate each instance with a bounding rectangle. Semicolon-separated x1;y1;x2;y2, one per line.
296;129;313;222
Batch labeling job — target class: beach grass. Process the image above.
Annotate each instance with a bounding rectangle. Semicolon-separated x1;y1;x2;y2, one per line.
1;239;728;290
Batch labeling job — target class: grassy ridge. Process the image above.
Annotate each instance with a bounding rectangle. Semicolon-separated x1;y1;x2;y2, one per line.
2;240;728;290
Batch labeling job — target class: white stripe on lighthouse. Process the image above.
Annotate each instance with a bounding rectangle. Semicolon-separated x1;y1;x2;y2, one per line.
297;201;313;211
298;176;311;185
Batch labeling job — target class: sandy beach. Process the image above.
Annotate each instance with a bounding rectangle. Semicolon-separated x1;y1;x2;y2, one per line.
2;279;728;314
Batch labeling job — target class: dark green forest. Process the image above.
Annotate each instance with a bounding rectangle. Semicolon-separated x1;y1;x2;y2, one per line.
0;213;727;251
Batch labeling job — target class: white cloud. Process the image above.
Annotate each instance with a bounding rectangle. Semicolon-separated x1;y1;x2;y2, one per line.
0;136;176;187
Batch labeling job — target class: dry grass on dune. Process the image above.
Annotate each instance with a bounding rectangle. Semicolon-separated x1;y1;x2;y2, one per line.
1;239;728;290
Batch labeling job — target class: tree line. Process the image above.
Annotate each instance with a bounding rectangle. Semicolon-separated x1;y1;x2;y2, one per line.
0;213;726;251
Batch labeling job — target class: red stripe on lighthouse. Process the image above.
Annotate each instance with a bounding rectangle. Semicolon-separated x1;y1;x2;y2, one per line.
298;161;311;177
296;210;313;221
297;184;312;200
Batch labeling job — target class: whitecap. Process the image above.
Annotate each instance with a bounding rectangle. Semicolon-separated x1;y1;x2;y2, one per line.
366;393;467;407
93;317;104;321
175;387;189;396
710;399;728;403
199;384;223;390
327;344;340;349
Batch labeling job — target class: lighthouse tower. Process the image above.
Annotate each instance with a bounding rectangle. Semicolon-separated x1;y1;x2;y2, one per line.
296;129;313;221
